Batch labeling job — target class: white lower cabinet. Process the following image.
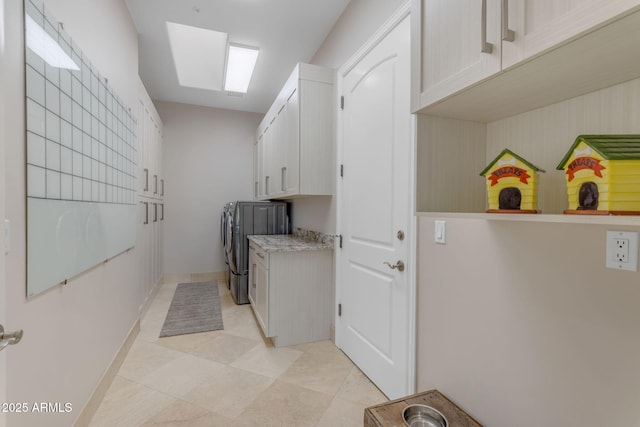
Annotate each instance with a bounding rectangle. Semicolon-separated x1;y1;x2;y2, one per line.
248;242;333;347
248;244;269;332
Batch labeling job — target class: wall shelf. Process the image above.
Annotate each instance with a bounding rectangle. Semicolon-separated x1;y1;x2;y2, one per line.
417;211;640;226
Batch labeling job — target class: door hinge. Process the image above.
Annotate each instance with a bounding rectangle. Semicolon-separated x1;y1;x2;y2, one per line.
340;164;344;178
338;303;342;317
340;95;344;110
339;234;343;248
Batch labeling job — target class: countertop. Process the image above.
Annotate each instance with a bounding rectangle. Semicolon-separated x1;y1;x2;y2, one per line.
248;234;334;252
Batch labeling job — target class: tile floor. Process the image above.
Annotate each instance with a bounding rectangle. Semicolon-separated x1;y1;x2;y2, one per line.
89;279;388;426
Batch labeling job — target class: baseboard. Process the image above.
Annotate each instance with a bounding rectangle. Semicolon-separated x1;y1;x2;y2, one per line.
73;319;140;427
139;278;163;318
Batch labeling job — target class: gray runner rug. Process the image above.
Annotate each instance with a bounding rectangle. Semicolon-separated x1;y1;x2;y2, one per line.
159;281;224;338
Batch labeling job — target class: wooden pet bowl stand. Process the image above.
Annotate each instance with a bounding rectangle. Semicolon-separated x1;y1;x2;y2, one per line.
364;389;483;427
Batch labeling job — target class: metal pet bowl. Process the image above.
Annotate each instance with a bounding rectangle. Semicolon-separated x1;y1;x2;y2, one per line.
402;404;448;427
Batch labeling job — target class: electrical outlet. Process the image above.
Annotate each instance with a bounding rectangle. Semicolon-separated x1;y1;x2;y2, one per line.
606;231;638;271
614;238;629;262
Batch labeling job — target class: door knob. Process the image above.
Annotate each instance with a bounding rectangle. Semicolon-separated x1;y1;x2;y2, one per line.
383;260;405;272
0;324;23;352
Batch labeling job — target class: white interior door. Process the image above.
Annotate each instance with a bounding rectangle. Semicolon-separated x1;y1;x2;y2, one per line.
0;0;7;418
337;12;415;400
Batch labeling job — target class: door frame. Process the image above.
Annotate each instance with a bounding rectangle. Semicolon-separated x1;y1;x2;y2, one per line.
334;1;417;396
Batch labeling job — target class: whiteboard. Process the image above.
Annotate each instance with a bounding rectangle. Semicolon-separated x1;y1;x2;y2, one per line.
24;0;137;297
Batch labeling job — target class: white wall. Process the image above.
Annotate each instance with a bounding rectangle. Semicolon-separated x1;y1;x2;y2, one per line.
311;0;408;69
4;1;141;426
156;101;262;275
417;216;640;426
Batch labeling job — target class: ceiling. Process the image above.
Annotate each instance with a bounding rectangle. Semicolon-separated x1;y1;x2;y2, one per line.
124;0;351;114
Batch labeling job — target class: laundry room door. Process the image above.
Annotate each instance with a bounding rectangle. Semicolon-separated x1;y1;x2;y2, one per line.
336;8;415;400
0;0;8;418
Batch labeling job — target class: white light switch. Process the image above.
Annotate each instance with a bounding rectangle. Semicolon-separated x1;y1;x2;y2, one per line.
434;220;446;244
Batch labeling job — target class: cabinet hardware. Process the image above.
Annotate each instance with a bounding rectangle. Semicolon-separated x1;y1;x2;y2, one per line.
265;176;270;195
154;175;158;194
481;0;493;53
340;164;344;178
143;202;149;225
143;168;149;191
252;264;256;288
281;167;287;191
340;95;344;110
160;179;164;196
397;230;405;241
501;0;515;41
255;181;259;198
153;203;158;222
160;203;164;220
338;303;342;317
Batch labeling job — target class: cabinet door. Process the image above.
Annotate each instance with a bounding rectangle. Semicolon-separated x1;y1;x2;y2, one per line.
503;0;640;68
418;0;501;106
268;104;288;198
254;135;265;200
255;258;269;335
263;120;275;197
283;88;300;195
248;248;257;307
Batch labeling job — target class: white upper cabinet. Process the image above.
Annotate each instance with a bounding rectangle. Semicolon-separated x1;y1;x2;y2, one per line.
412;0;640;121
255;63;334;200
417;0;501;108
503;0;640;68
254;134;264;200
283;87;300;195
137;80;164;199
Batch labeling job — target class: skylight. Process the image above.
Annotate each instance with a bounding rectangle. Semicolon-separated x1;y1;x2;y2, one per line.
166;21;227;91
166;22;260;94
224;45;259;94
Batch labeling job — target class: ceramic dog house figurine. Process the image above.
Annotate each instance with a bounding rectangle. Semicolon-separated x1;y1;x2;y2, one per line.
556;135;640;215
480;149;545;213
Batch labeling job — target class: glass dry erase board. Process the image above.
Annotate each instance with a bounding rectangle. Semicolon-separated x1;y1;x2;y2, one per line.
24;0;137;297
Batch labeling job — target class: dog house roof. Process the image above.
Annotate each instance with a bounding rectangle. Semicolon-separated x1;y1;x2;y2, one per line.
480;148;545;176
556;134;640;170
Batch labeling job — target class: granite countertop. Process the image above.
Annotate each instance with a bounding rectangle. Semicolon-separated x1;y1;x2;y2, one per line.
248;228;334;252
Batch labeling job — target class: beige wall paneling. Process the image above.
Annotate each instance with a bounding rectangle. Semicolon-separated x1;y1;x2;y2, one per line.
486;77;640;214
416;115;487;213
416;215;640;426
